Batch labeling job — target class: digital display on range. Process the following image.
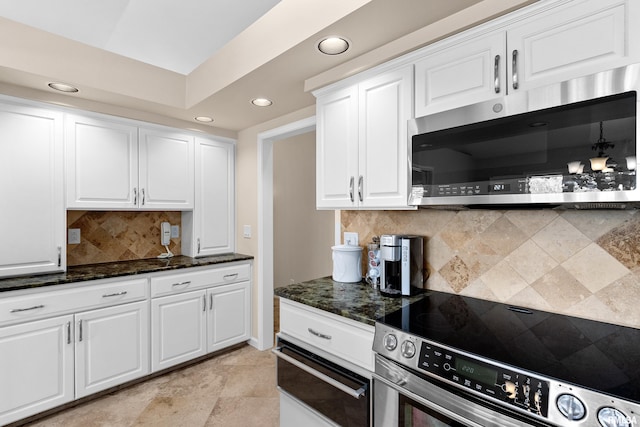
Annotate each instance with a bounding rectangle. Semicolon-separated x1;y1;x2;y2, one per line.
455;358;498;386
489;183;511;193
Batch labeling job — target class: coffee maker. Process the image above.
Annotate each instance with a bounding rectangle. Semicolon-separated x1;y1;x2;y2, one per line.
379;235;425;297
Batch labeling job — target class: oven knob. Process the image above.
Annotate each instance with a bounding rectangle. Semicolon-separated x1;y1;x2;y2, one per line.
400;340;416;358
556;394;586;421
383;334;398;351
598;407;630;427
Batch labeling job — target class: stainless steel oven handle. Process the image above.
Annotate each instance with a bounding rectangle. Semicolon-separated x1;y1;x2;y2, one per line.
272;347;366;399
308;328;331;340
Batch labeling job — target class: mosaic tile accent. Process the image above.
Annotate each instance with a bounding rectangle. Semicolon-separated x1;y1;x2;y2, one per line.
341;209;640;329
67;211;182;266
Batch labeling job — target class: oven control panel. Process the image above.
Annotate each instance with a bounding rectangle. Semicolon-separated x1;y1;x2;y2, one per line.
417;341;550;418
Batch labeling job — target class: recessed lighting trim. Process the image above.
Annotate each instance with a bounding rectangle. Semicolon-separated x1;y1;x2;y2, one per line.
317;36;350;55
194;116;214;123
48;82;79;93
251;98;273;107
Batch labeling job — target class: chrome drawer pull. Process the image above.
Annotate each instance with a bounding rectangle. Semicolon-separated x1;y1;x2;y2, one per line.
272;347;366;399
512;49;519;90
494;54;501;93
223;274;238;280
308;328;331;340
10;304;44;313
102;291;128;298
172;281;191;287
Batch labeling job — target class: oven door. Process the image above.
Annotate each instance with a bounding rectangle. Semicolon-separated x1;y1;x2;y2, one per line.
374;355;550;427
274;336;370;427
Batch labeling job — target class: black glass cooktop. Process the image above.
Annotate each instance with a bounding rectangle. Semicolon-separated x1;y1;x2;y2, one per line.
377;291;640;403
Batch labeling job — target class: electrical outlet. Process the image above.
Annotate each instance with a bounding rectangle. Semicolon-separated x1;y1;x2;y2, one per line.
344;232;359;246
170;225;179;238
243;225;252;239
68;228;81;244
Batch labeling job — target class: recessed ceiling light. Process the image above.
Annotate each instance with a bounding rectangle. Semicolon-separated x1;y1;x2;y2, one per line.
194;116;214;123
48;82;79;93
317;36;350;55
251;98;273;107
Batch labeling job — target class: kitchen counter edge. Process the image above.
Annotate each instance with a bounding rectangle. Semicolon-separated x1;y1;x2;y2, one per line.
0;254;254;293
274;277;425;326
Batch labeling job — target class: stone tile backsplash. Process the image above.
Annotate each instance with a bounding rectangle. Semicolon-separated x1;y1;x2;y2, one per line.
342;209;640;329
67;211;181;266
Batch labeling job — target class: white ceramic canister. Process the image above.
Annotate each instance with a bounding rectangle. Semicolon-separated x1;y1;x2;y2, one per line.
331;245;362;283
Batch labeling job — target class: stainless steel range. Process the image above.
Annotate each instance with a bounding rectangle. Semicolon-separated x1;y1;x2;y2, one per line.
372;291;640;427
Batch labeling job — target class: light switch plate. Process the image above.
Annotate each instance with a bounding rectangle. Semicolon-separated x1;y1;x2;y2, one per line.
68;228;81;244
344;232;359;246
170;225;180;238
243;225;252;239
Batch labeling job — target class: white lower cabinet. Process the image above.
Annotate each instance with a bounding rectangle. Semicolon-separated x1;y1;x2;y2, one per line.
150;263;252;372
151;290;207;371
75;301;149;398
0;315;74;426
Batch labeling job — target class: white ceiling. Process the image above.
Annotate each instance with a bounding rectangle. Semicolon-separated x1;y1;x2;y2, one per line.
0;0;536;132
0;0;280;74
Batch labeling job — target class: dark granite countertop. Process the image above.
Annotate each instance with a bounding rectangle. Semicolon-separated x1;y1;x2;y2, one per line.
274;277;426;326
0;254;253;293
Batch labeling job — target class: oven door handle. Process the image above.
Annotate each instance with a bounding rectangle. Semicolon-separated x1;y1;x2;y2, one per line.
272;347;367;399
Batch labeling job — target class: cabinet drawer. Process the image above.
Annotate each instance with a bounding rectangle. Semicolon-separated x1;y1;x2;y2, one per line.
279;300;375;371
0;278;148;327
150;263;250;297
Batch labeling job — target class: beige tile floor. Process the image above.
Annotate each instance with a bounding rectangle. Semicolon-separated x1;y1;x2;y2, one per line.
20;345;279;427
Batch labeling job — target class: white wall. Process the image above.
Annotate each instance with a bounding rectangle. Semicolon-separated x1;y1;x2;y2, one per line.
273;131;334;288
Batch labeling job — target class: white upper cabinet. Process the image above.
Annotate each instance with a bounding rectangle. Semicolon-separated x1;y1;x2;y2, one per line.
66;115;194;210
0;100;65;278
415;32;506;117
316;66;413;209
182;137;235;257
415;0;640;117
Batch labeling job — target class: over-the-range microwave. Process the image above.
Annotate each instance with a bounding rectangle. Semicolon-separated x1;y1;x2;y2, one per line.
409;63;640;209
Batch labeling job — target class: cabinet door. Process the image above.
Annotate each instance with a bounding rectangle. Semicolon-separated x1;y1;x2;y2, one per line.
507;0;637;93
359;66;414;209
75;301;149;398
151;290;207;372
316;86;359;209
206;282;250;353
65;115;139;209
414;32;506;117
0;315;74;426
187;137;235;257
138;128;194;210
0;102;64;277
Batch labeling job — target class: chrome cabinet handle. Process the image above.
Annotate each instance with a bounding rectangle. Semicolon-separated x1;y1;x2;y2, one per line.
494;54;501;93
57;246;62;267
202;295;206;312
272;348;366;399
78;320;83;342
10;304;44;313
141;188;146;205
172;281;191;287
349;176;355;202
209;293;213;310
133;188;138;205
102;291;127;298
197;238;201;254
358;175;363;202
223;273;238;280
67;321;71;344
512;49;519;90
308;328;331;340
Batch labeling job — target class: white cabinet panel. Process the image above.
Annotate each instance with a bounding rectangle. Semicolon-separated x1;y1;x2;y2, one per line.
0;101;64;277
139;128;194;210
316;86;359;209
75;301;149;398
316;66;413;209
207;281;250;352
151;290;206;371
66;115;138;208
183;137;235;257
0;315;74;426
415;32;505;116
66;115;194;210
